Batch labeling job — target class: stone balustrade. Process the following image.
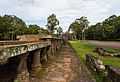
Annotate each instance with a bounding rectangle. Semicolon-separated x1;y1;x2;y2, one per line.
0;38;63;82
0;41;33;45
0;41;50;64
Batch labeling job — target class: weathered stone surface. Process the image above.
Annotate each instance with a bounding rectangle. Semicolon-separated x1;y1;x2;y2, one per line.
94;47;120;57
86;54;105;72
15;71;29;82
104;66;120;82
64;58;72;63
0;42;50;63
0;38;63;81
17;35;41;42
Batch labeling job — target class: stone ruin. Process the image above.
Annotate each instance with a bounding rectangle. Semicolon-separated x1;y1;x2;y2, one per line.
85;54;105;72
94;47;120;57
17;34;41;42
86;48;120;82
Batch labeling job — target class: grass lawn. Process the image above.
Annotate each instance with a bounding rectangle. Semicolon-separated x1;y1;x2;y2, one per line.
69;40;96;61
69;40;120;82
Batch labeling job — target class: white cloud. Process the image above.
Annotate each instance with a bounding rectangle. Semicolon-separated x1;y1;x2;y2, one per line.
0;0;120;32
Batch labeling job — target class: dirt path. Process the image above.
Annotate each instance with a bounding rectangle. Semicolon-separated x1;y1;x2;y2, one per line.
87;40;120;48
31;44;95;82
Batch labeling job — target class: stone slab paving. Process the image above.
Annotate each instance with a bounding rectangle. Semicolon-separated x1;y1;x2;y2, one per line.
31;45;96;82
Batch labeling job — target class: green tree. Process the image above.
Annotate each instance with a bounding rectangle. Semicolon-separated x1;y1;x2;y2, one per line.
46;14;59;34
56;26;63;37
0;15;27;40
27;24;40;34
38;28;49;35
68;16;89;40
24;25;49;36
76;16;89;40
86;15;120;40
69;21;82;40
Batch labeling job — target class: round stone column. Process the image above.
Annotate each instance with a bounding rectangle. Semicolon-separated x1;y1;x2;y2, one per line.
15;53;29;82
31;49;41;76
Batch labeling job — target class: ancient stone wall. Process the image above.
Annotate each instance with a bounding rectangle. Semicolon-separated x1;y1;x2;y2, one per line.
17;35;41;42
105;66;120;82
0;38;63;82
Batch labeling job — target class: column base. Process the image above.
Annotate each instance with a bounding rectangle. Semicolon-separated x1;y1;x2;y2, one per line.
31;65;42;77
15;71;29;82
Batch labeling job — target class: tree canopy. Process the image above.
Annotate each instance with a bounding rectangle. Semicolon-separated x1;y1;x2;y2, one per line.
0;15;27;40
0;15;50;40
46;14;59;34
68;16;89;40
86;15;120;40
56;26;63;37
68;15;120;41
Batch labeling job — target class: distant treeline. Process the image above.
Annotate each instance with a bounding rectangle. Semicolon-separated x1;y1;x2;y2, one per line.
86;15;120;40
0;14;63;40
68;15;120;41
0;15;49;40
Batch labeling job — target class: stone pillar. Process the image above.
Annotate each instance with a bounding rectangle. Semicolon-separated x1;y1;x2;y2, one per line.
31;49;41;76
51;40;55;56
60;39;62;49
15;53;29;82
55;40;57;52
57;40;60;50
46;46;50;59
49;43;54;57
54;40;57;54
40;47;48;65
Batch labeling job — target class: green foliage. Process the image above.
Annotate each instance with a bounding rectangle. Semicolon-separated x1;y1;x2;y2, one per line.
86;15;120;40
69;40;95;61
56;26;63;37
69;16;89;40
68;15;120;40
69;40;120;82
46;14;59;34
27;24;40;34
70;40;120;68
0;15;49;40
0;15;27;40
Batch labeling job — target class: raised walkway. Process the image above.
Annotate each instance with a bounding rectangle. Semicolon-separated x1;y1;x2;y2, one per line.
31;44;96;82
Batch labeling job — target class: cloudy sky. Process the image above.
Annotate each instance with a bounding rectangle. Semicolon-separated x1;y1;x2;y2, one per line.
0;0;120;31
